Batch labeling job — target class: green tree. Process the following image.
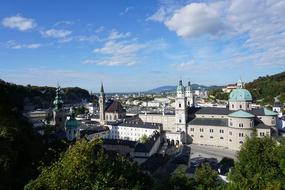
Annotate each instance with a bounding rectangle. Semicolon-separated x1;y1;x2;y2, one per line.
25;139;153;190
139;134;149;143
169;166;195;190
228;136;285;189
194;163;221;190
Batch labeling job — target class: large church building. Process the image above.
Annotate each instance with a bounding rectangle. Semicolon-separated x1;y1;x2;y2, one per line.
140;80;278;150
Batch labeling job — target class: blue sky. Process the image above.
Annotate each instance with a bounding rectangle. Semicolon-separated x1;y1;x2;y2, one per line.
0;0;284;92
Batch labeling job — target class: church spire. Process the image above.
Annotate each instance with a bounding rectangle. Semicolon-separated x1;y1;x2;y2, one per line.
100;82;104;93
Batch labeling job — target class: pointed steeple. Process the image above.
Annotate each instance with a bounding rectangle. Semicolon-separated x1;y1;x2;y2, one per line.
100;82;104;93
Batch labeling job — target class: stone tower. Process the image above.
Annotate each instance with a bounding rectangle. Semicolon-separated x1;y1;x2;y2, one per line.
53;85;65;131
175;80;187;132
99;83;106;125
185;81;194;107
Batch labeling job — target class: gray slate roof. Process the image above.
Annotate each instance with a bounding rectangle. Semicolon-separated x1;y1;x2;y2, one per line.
190;107;231;115
188;118;228;126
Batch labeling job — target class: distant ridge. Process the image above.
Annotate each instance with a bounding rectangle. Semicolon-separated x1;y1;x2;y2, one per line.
147;84;224;93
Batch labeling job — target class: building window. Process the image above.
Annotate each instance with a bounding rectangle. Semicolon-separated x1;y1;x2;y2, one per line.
190;128;194;132
232;104;234;108
179;119;181;123
220;129;224;133
239;123;243;127
239;133;244;137
229;131;232;135
179;103;181;108
200;128;204;132
191;135;194;137
260;132;265;136
210;129;214;133
239;141;243;144
220;137;224;139
229;139;232;142
240;105;242;109
200;135;204;138
230;122;233;126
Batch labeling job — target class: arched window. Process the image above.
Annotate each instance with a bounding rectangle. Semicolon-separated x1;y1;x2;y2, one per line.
239;105;242;109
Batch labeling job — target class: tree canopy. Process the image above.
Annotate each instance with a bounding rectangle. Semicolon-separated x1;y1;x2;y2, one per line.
228;136;285;189
25;139;153;190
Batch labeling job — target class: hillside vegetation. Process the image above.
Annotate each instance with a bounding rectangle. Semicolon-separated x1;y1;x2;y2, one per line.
0;79;91;111
245;71;285;105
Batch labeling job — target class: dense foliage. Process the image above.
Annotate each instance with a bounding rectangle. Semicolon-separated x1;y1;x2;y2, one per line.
245;71;285;105
25;139;153;190
228;136;285;189
0;79;91;110
208;89;228;101
158;164;224;190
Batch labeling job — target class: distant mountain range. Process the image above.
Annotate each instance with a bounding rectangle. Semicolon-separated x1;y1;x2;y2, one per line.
146;84;224;93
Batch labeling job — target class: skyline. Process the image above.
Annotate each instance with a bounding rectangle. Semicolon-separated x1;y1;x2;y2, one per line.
0;0;285;92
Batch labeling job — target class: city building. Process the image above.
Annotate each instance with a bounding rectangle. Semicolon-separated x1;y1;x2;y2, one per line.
139;80;278;150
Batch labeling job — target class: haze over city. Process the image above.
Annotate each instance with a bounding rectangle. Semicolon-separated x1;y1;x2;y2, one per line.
1;0;285;92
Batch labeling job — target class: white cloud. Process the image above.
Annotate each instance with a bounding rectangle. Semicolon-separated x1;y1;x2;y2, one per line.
42;29;72;38
82;59;96;64
5;40;41;49
120;7;133;16
2;15;36;31
107;30;130;40
149;0;285;67
146;7;167;22
93;40;145;66
95;26;104;33
165;2;227;38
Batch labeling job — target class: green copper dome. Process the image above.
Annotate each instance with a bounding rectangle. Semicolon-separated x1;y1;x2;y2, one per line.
228;110;255;118
66;119;78;128
229;80;252;102
185;81;191;91
177;80;185;92
229;89;252;102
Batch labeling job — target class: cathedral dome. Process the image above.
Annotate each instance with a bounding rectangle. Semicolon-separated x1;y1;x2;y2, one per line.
229;88;252;102
66;119;78;128
177;80;185;92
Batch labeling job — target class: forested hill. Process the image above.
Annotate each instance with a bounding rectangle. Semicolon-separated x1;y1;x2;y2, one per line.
0;79;91;111
245;71;285;104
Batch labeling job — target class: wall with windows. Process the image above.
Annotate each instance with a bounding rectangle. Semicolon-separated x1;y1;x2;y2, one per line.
227;127;253;150
195;114;228;119
256;128;271;137
187;125;228;147
107;124;158;141
139;114;176;132
258;115;277;127
228;117;254;129
229;101;252;111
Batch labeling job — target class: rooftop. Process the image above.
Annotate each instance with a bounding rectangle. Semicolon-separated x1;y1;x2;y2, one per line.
134;132;160;153
228;110;255;118
188;118;228;126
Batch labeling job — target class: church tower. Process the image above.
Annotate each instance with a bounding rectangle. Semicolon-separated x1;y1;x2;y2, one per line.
175;80;187;132
185;81;195;107
99;83;106;125
53;85;65;131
